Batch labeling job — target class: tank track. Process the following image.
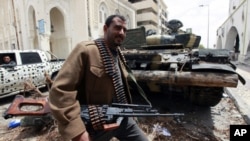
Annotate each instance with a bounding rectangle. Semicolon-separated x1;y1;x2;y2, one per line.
189;86;223;106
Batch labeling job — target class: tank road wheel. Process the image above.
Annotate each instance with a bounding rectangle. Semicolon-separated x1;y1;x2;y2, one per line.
189;87;223;107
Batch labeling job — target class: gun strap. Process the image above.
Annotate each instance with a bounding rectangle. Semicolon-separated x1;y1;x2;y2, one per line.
117;48;152;107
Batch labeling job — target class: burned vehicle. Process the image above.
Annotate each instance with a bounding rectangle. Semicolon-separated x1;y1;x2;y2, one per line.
121;19;245;107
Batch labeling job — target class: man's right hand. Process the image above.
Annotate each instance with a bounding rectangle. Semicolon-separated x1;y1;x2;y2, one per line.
72;131;91;141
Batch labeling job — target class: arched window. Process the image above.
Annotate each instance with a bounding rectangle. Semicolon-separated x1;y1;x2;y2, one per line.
99;3;108;24
126;15;131;29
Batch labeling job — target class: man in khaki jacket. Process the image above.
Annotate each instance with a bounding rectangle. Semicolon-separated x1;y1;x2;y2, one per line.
49;15;148;141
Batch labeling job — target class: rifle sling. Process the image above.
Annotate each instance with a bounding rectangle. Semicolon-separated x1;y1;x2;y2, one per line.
121;55;152;107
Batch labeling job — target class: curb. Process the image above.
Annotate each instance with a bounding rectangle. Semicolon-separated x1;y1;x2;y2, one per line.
225;88;250;124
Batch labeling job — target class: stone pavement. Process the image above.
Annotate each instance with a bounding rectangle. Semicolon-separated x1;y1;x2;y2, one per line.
225;62;250;124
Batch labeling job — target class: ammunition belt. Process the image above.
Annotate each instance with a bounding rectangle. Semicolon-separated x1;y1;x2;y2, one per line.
88;105;105;131
95;38;128;104
85;39;128;133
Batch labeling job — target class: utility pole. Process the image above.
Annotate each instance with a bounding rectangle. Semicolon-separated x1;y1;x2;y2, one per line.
199;4;210;49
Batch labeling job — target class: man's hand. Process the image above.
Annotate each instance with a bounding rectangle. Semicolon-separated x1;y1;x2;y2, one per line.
72;131;91;141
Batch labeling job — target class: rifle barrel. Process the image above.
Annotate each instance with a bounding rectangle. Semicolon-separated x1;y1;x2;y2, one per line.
108;113;184;117
111;103;152;108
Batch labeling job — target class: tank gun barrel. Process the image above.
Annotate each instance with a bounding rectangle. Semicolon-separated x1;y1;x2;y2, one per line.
131;70;238;87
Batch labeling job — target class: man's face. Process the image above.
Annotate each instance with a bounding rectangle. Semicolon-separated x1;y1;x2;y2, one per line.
3;56;10;63
104;17;127;48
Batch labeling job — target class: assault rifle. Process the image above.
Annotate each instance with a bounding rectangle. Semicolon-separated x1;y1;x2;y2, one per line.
3;95;184;131
81;103;184;131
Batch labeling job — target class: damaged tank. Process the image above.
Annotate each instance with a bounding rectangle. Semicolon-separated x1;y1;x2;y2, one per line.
121;19;245;107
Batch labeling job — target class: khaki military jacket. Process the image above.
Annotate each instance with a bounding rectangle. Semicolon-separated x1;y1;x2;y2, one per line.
49;40;132;140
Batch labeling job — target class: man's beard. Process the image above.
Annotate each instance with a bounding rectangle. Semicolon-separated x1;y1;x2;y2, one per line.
114;37;123;46
114;42;121;46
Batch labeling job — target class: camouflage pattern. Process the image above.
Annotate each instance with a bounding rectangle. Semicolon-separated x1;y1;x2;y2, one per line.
121;20;245;107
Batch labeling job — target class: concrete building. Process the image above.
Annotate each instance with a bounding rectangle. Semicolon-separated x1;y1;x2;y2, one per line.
0;0;17;50
0;0;136;58
0;0;89;58
0;0;168;58
130;0;168;35
216;0;250;64
158;0;168;34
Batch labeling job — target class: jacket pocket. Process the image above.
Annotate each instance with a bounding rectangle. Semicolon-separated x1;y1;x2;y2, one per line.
90;66;105;78
88;66;114;103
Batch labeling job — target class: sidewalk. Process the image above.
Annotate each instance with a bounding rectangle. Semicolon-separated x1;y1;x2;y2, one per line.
225;63;250;124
